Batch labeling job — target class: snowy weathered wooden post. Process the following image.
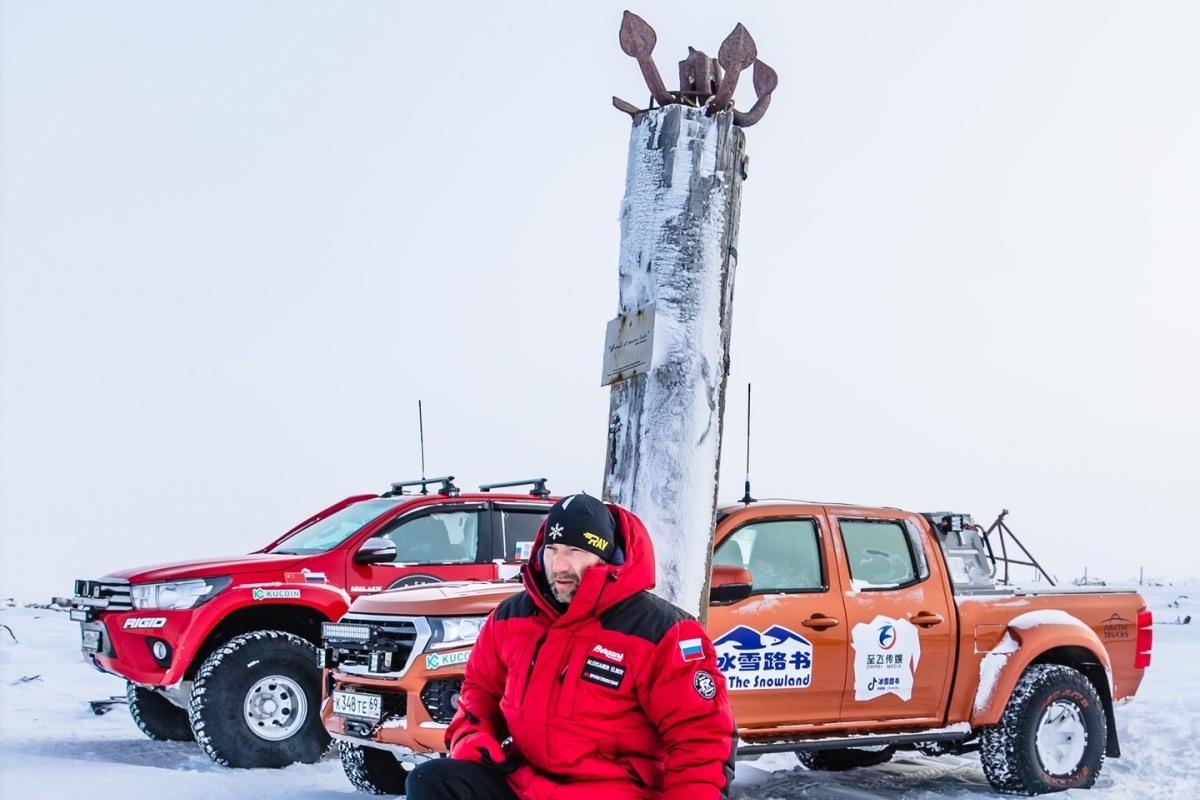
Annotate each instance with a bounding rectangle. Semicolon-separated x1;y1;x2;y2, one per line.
602;13;776;620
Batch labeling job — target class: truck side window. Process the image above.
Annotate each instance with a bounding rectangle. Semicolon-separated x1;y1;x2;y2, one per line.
378;511;480;564
839;519;918;589
715;519;823;593
500;510;547;562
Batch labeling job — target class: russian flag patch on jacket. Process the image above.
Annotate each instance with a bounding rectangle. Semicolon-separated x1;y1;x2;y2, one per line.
679;638;704;662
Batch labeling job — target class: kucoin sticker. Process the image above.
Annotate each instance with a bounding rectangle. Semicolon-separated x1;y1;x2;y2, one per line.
425;650;471;670
850;615;921;701
252;588;301;601
712;625;814;691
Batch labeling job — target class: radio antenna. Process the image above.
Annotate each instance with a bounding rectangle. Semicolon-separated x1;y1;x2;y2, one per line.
418;400;428;495
739;383;756;504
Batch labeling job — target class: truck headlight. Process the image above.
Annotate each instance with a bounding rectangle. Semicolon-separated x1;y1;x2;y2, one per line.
427;616;486;651
131;577;232;610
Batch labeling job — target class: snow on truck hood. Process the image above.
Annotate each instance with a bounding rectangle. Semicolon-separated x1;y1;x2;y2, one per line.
104;553;308;583
348;580;524;616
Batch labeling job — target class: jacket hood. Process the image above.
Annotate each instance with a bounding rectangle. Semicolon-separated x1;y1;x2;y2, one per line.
521;503;655;620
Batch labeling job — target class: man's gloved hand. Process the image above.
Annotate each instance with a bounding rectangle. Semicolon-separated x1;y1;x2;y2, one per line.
449;729;516;773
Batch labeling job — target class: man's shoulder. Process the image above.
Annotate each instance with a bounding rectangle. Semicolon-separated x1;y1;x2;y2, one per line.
599;590;695;644
494;589;538;622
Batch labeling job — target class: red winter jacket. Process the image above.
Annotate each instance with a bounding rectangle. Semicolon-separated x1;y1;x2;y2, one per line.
445;504;736;800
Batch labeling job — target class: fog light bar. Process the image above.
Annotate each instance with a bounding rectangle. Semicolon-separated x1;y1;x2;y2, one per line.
322;622;371;642
317;648;339;669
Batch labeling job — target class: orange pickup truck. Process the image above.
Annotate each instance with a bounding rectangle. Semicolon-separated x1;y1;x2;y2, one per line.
319;502;1152;796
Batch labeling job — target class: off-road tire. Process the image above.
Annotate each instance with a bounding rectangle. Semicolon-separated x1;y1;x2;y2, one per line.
338;741;410;795
797;746;894;771
188;630;330;768
127;682;194;742
980;664;1106;795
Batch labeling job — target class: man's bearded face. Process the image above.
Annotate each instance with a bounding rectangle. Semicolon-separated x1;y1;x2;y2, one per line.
543;544;605;604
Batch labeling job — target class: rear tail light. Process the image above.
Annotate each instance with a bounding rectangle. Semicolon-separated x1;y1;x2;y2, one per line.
1135;609;1153;669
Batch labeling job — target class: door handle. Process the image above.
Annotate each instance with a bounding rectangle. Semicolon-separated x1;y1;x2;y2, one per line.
801;614;840;630
909;611;944;628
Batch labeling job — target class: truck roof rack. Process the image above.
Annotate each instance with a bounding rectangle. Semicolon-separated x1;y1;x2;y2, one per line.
478;478;551;499
383;476;460;497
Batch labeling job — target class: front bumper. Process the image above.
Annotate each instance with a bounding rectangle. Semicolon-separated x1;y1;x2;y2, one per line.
321;648;470;755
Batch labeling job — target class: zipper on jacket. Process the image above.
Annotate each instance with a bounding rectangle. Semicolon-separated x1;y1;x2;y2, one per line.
520;633;549;704
589;571;619;617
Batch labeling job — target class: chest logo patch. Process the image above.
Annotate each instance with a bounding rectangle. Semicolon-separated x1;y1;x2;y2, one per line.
694;670;717;700
581;656;627;690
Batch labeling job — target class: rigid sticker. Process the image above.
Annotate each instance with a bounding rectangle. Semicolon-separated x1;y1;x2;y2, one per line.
850;615;921;701
712;625;814;691
581;656;627;690
122;617;166;629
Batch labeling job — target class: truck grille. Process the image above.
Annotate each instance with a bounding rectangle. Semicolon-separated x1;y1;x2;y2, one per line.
72;579;133;616
323;615;430;677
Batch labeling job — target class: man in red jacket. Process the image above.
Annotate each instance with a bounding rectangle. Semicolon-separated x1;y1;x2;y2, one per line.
406;493;736;800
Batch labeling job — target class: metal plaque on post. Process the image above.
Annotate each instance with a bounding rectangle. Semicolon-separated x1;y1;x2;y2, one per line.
601;303;655;386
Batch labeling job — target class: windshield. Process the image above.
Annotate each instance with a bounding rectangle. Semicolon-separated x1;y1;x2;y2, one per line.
268;498;399;554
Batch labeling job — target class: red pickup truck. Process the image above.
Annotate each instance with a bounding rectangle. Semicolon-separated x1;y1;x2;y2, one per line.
320;501;1151;796
70;477;554;768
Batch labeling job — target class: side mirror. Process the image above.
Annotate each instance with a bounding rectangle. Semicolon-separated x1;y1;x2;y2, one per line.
354;537;397;565
709;564;753;606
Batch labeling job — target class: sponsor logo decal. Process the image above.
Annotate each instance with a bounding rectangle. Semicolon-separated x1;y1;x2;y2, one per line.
851;615;921;701
877;624;897;649
678;638;705;663
350;586;383;593
583;532;609;552
548;523;564;540
252;588;301;601
713;625;814;690
426;650;471;670
122;617;167;630
693;670;717;700
581;656;627;690
1102;612;1132;640
515;541;534;561
592;644;625;662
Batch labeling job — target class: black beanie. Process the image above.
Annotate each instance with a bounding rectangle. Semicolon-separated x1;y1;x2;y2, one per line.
544;494;617;562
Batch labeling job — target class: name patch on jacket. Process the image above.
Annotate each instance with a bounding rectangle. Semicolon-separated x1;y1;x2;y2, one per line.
581;656;627;690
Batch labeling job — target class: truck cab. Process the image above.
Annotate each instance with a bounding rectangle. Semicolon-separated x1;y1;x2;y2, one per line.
70;476;555;769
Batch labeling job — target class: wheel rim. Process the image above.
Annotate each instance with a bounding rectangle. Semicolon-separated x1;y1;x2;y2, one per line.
1035;699;1088;776
243;674;307;741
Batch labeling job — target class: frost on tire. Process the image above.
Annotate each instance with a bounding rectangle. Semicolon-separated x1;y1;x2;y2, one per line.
980;663;1106;795
338;741;412;795
188;630;331;769
797;746;894;771
127;682;194;742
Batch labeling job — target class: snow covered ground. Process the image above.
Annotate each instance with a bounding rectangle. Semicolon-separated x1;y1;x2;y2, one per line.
1;583;1196;800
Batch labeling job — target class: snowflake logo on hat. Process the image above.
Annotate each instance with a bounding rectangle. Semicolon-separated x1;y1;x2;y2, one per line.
548;523;564;540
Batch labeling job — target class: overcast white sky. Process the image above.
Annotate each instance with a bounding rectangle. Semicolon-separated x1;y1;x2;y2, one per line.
2;1;1197;599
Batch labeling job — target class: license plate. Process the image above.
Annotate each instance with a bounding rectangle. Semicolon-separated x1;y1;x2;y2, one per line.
82;629;101;651
332;690;382;721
